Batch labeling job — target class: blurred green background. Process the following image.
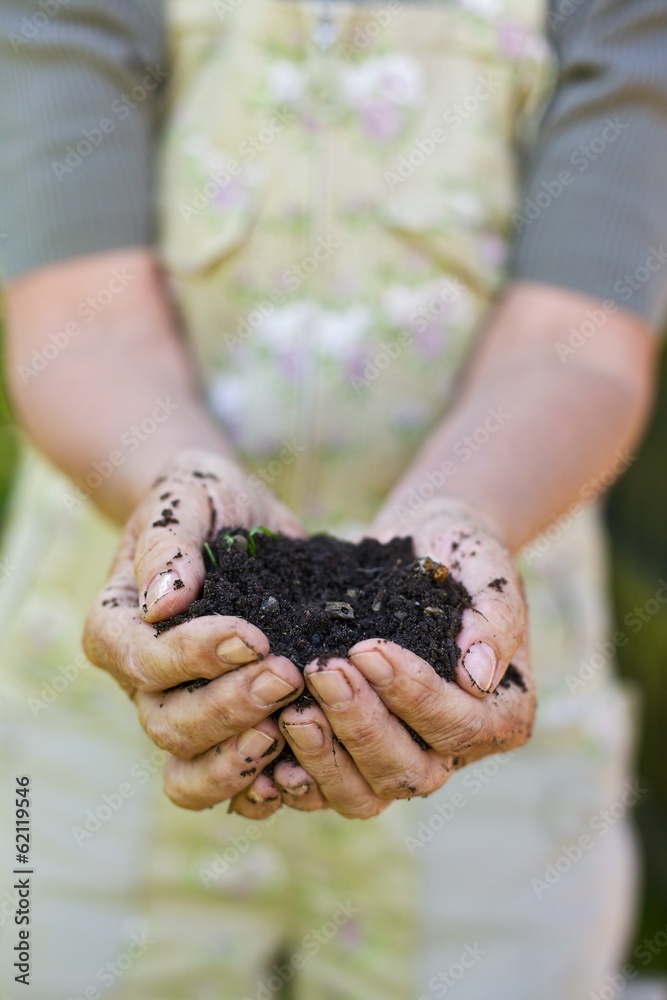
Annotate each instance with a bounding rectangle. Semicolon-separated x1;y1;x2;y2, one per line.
608;344;667;964
0;325;664;968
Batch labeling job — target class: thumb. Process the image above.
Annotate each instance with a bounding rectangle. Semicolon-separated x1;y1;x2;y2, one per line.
452;564;526;700
425;522;526;699
134;459;259;624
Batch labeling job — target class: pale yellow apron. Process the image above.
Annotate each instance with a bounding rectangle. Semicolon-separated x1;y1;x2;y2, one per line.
0;2;639;997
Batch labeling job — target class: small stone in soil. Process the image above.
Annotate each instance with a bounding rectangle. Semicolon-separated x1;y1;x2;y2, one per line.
325;601;355;621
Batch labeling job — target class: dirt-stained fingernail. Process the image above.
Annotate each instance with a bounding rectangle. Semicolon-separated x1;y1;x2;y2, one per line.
145;570;180;611
217;637;259;665
237;728;276;758
349;649;393;686
246;788;265;804
463;642;497;692
283;783;311;797
283;721;324;752
250;672;298;707
308;669;353;708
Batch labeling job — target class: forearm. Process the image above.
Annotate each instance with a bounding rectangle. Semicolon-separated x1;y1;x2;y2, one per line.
4;248;234;523
384;282;658;554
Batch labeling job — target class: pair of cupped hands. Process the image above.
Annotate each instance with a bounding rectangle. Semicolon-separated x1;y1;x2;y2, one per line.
83;450;535;821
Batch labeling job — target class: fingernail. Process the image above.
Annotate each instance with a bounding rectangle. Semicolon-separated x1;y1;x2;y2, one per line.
308;669;353;707
246;788;265;804
463;642;497;692
216;637;259;665
349;649;393;686
250;672;298;708
284;783;311;797
145;570;180;610
284;721;324;752
237;728;277;758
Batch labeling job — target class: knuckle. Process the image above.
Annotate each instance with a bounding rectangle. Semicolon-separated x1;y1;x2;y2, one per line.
436;712;485;754
163;774;205;811
82;611;116;671
162;761;201;810
343;719;384;754
402;679;439;724
143;713;195;759
371;763;426;800
121;652;154;692
498;715;534;752
340;796;387;820
203;696;238;736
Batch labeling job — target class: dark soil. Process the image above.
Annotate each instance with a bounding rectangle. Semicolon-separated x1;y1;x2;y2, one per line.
157;528;473;673
155;528;521;772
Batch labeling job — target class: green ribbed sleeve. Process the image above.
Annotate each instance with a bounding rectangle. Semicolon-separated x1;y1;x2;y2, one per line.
0;0;165;281
512;0;667;329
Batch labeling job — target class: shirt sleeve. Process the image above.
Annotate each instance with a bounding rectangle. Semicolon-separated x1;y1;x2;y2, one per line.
0;0;165;282
511;0;667;330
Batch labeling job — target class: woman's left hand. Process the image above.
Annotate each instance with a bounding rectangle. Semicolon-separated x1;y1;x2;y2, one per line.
231;497;536;819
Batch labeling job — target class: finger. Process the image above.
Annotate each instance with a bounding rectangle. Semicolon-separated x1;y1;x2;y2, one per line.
84;589;271;691
349;639;535;761
303;658;454;800
279;702;390;818
134;465;229;624
163;719;283;811
272;760;329;812
135;655;303;757
135;454;307;624
230;771;283;819
426;526;526;697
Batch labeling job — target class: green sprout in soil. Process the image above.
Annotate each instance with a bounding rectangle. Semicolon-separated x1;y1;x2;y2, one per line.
203;542;217;567
219;526;277;558
247;525;276;556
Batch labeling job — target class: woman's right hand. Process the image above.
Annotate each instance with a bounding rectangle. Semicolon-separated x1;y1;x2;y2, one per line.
83;448;306;814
